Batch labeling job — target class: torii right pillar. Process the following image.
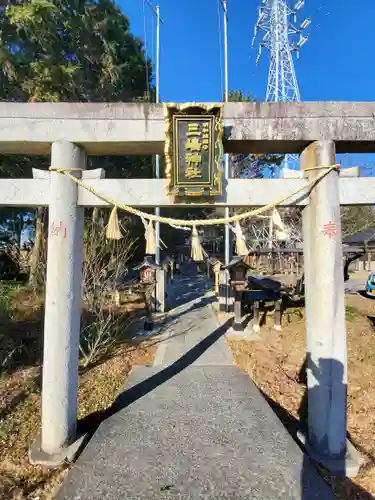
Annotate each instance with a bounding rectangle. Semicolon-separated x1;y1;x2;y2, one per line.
301;141;361;476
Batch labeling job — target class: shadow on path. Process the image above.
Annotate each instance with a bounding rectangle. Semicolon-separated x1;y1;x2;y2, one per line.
78;316;233;436
167;274;212;309
265;390;374;499
77;317;375;499
264;355;375;500
128;294;217;350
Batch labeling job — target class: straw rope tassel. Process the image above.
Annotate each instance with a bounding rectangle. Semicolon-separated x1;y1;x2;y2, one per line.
234;221;249;257
272;208;291;241
106;206;122;240
272;208;284;230
191;226;207;262
145;219;156;255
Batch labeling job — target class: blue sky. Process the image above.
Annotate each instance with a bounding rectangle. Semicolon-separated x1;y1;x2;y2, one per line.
119;0;375;171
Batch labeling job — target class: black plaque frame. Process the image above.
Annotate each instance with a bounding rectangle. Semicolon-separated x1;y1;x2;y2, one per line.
164;103;223;197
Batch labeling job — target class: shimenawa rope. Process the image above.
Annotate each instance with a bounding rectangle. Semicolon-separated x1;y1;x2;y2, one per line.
49;164;339;260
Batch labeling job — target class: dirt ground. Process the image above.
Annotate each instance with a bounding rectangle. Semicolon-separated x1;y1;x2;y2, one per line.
228;293;375;500
3;280;375;499
0;287;156;500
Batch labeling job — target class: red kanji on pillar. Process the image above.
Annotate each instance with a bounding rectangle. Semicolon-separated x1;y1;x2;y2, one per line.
51;221;67;239
321;221;338;239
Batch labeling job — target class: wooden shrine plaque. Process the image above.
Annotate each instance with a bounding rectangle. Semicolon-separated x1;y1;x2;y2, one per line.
164;103;223;197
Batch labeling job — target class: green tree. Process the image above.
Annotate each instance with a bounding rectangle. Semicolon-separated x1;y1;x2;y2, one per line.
228;89;283;178
0;0;154;285
341;206;375;239
1;0;152;102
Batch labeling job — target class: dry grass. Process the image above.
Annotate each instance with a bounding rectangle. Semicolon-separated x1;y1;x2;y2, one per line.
0;344;155;500
227;296;375;500
0;284;156;500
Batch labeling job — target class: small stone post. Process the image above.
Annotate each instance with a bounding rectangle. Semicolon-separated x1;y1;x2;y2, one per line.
218;270;227;311
144;283;155;330
301;141;359;475
218;269;234;312
155;268;166;313
29;141;86;466
233;291;243;331
273;300;282;331
170;259;174;281
252;300;260;332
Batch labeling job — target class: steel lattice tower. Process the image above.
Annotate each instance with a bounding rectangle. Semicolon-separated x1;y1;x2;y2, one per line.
253;0;310;102
253;0;310;169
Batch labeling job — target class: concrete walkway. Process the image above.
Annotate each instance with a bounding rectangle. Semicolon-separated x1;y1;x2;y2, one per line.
56;275;335;500
154;291;233;367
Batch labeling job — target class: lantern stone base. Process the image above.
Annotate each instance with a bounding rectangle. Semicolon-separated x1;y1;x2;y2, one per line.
232;315;247;332
226;320;262;341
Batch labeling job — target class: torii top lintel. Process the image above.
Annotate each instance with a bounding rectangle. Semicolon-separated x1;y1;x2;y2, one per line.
0;101;374;156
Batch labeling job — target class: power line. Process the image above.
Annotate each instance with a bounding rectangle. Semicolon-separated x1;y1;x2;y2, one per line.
145;0;164;23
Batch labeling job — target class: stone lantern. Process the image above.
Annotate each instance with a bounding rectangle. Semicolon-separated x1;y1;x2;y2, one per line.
134;256;161;331
225;256;250;291
224;256;251;331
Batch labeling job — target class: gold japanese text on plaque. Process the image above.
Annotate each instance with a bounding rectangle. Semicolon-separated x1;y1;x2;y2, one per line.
164;103;223;197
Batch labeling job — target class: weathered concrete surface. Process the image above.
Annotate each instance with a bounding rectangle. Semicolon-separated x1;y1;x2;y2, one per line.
56;365;335;500
76;177;375;208
0;179;50;206
34;142;86;459
3;176;375;208
0;101;375;155
301;142;348;458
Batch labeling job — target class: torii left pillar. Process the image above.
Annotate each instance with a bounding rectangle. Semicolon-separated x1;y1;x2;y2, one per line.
29;141;87;466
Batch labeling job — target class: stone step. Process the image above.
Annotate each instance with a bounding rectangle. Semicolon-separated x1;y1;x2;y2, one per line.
56;365;334;500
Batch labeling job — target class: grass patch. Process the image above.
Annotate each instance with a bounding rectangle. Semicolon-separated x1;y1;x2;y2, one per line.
0;280;23;314
0;283;44;374
346;304;360;321
0;279;157;499
0;342;156;499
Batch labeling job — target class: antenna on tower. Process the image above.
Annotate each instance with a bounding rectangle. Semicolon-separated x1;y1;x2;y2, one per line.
252;0;310;169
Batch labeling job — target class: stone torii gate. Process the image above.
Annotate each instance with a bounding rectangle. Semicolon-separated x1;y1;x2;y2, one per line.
1;101;374;473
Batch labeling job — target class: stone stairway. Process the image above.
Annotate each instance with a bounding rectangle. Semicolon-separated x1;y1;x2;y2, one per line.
56;279;335;499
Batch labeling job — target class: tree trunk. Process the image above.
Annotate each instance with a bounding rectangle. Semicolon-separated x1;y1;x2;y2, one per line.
29;207;46;289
